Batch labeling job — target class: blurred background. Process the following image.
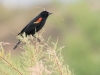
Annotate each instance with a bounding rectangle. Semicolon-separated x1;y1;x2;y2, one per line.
0;0;100;75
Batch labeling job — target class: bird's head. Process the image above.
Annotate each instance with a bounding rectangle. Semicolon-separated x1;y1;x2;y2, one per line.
40;10;52;18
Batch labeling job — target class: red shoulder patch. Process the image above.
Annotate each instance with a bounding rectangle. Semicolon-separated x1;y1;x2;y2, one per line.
34;18;42;24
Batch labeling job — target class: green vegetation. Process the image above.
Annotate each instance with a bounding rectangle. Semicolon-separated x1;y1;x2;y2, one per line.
0;0;100;75
0;34;73;75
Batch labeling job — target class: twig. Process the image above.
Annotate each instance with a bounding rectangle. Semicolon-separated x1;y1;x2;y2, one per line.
0;56;23;75
42;41;63;75
52;50;63;75
0;68;8;75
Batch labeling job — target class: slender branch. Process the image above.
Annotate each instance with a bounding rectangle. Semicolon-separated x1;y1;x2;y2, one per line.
52;50;63;75
42;41;63;75
0;68;8;75
0;56;23;75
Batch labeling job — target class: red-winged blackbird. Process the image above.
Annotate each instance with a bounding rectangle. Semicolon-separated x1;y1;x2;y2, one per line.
13;10;52;50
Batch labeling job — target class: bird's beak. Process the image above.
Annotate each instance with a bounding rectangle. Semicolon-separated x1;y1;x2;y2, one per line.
49;12;53;15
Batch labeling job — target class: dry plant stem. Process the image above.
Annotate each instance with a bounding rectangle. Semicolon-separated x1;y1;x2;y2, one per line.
0;68;8;75
0;56;23;75
35;42;40;53
52;50;63;75
42;41;63;75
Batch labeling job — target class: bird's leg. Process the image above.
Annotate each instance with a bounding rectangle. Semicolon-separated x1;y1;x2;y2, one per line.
33;35;41;42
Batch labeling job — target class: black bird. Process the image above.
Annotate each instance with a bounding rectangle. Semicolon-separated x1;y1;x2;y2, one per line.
13;10;52;50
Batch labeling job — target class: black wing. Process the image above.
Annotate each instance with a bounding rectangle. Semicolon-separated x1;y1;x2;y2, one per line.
18;18;42;35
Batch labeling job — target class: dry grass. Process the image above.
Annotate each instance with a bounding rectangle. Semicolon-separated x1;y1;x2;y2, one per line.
0;33;74;75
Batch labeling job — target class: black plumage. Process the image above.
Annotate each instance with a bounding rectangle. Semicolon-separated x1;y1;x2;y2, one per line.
13;10;52;50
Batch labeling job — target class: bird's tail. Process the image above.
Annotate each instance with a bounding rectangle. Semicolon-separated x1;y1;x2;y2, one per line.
13;40;21;50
